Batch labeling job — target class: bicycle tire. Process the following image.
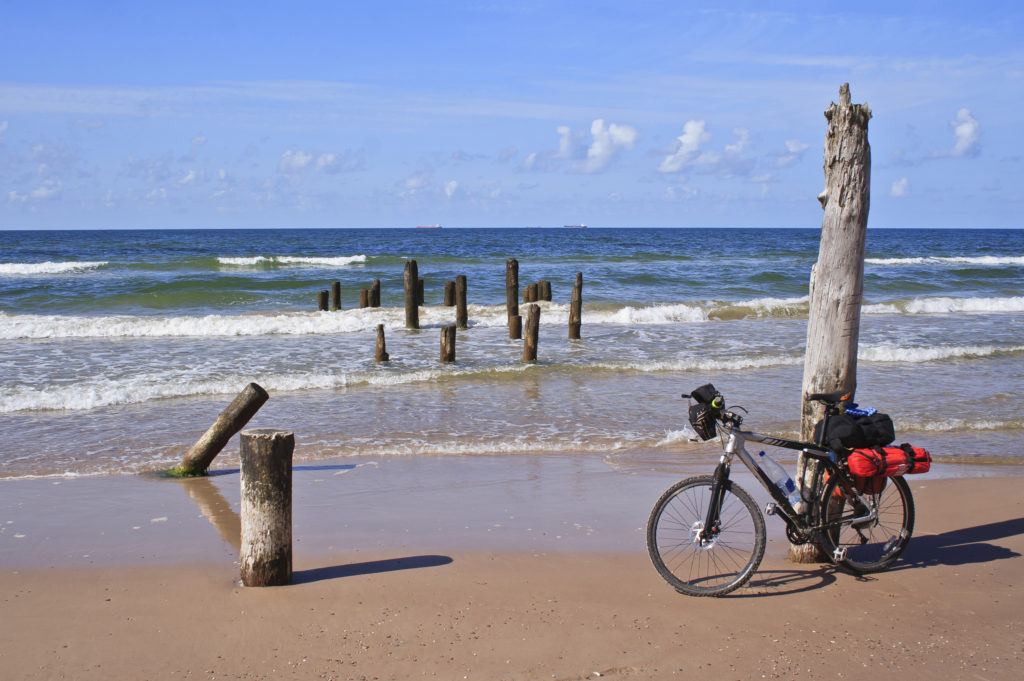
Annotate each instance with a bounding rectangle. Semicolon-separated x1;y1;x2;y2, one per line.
817;474;915;574
647;476;766;597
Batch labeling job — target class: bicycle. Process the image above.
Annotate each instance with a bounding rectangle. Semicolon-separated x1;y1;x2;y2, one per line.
646;387;915;597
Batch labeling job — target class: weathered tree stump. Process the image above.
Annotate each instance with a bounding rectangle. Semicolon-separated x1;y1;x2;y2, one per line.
569;272;583;339
404;260;419;329
440;324;456;363
522;304;540;362
505;258;519;323
173;383;269;476
370;279;381;307
443;280;455;306
792;83;872;565
331;281;342;311
375;324;389;362
509;314;522;340
317;290;329;311
239;428;293;587
538;280;552;301
455;275;468;329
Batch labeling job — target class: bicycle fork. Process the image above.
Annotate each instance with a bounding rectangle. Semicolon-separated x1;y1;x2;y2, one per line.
697;461;731;546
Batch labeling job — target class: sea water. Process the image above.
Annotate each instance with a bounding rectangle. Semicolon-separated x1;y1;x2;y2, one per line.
0;228;1021;479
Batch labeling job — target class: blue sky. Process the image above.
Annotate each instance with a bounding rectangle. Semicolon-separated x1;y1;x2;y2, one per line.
0;1;1020;229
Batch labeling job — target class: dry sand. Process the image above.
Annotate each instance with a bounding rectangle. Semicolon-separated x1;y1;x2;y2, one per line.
1;458;1021;680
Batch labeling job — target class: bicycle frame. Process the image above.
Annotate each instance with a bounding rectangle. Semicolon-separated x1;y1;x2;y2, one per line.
700;416;878;549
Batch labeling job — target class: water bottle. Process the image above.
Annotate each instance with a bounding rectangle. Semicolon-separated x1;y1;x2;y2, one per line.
757;451;806;513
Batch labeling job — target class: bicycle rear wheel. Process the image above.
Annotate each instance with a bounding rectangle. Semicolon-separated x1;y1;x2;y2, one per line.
647;476;765;597
818;475;915;574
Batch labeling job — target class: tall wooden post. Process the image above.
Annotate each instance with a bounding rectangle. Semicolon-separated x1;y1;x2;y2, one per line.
455;275;468;329
331;281;342;311
505;258;519;322
239;428;293;586
417;278;425;306
792;83;872;563
443;280;455;306
317;290;329;311
440;324;456;363
568;272;583;339
375;324;389;362
370;279;381;307
173;383;269;476
404;260;419;329
522;303;540;362
509;315;522;340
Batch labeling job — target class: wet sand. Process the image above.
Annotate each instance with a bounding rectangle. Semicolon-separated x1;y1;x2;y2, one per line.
1;456;1021;679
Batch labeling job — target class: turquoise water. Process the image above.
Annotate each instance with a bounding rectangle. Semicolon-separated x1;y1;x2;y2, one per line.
1;228;1022;478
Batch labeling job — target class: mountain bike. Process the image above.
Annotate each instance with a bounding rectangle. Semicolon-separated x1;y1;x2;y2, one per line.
646;388;915;597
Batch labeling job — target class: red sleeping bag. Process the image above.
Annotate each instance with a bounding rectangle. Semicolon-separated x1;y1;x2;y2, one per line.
848;444;931;477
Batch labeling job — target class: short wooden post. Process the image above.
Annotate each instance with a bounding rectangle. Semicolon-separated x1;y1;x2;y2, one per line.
174;383;269;476
443;280;455;306
522;304;540;362
509;314;522;340
317;290;329;311
569;272;583;339
524;283;538;303
455;275;468;329
440;324;456;363
375;324;389;362
359;289;370;308
539;280;552;301
417;278;425;306
331;281;342;311
239;428;293;587
370;279;381;307
404;260;419;329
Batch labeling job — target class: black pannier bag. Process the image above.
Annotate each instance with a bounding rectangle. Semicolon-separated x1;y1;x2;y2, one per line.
814;411;895;453
687;384;722;441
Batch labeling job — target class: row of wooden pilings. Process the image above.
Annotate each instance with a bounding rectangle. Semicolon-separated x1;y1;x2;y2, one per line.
320;258;584;363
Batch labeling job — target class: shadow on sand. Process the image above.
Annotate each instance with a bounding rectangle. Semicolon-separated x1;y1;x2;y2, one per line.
896;516;1024;569
293;555;454;584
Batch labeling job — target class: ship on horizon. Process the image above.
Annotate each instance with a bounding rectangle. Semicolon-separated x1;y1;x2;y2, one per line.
416;224;442;229
563;223;587;229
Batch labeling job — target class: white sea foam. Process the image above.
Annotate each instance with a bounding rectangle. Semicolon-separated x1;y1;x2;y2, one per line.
217;254;366;268
864;296;1024;316
866;255;1024;267
0;261;108;275
859;344;1024;363
593;354;802;373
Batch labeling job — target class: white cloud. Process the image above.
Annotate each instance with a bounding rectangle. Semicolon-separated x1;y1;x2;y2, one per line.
949;108;980;157
554;125;586;160
191;135;207;146
776;138;810;168
179;170;197;185
890;177;909;197
578;119;639;173
278;149;314;172
658;120;711;173
785;139;809;154
0;121;7;135
725;128;750;154
444;180;458;198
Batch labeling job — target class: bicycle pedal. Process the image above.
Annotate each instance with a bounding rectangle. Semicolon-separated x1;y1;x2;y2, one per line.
832;546;848;562
765;503;778;516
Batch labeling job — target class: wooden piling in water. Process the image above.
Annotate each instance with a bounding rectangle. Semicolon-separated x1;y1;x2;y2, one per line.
506;258;519;322
539;280;552;301
440;324;456;363
523;304;540;362
417;278;425;306
174;383;269;476
331;281;342;311
524;283;538;303
318;290;329;311
404;260;419;329
359;289;370;308
569;272;582;339
444;280;455;306
509;314;522;340
455;275;468;329
375;324;389;362
370;279;381;307
239;428;293;587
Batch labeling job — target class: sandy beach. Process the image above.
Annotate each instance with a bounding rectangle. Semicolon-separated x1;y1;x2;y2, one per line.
1;457;1021;680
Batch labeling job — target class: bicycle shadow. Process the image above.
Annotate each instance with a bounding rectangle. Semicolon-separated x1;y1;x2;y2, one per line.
726;566;838;598
893;516;1024;569
293;555;454;584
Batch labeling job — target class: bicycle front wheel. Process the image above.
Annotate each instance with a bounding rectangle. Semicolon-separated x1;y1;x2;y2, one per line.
818;474;915;574
647;476;766;597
